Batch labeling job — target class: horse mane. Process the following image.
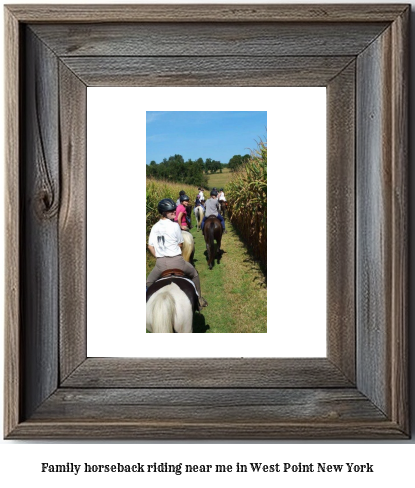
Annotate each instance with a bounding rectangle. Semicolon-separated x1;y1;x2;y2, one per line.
150;290;175;333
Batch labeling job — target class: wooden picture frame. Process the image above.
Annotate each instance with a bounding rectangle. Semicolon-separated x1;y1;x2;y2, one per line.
4;4;409;439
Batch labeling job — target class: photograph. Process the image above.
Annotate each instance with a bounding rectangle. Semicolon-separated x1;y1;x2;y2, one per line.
145;111;268;333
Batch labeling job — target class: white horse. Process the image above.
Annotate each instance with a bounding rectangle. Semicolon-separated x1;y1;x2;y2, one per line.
181;230;195;263
194;206;204;232
146;282;193;333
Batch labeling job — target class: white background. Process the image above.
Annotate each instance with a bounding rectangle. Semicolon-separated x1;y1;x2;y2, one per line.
87;86;326;357
1;0;415;486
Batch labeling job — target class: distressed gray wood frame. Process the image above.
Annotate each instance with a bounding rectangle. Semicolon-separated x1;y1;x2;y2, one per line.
4;4;409;439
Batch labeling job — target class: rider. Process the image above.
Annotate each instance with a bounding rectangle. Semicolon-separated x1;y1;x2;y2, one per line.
218;188;227;217
176;190;186;207
201;190;226;234
218;188;226;203
194;194;204;218
198;187;205;205
147;198;208;308
175;194;191;230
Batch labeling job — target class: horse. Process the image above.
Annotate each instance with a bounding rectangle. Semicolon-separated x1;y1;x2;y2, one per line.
203;216;223;270
181;230;195;263
194;206;205;232
219;200;226;219
146;282;193;333
146;273;199;333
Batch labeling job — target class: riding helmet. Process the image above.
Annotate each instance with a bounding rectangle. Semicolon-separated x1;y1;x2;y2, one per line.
210;190;218;196
158;198;177;214
180;194;190;202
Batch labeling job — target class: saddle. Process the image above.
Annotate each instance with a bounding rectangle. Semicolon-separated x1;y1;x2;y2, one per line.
146;271;199;312
161;268;184;278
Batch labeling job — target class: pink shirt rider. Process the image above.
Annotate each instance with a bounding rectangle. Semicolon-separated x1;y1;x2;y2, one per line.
175;203;187;227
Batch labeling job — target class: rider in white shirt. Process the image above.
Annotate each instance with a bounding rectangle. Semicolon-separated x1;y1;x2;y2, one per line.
198;188;205;204
147;198;208;308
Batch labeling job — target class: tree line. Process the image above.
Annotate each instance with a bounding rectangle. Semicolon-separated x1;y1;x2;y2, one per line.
146;152;251;186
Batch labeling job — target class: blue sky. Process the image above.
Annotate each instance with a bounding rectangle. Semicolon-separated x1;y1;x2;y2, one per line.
146;111;267;165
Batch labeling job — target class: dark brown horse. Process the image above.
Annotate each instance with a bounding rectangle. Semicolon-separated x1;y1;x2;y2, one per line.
203;216;223;270
219;200;227;219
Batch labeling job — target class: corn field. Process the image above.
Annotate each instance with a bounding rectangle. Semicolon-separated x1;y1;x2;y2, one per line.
146;178;196;238
226;139;267;269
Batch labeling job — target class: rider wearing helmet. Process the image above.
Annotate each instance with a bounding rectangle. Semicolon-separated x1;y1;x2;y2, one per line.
176;190;186;207
201;189;226;233
147;198;208;308
175;194;191;230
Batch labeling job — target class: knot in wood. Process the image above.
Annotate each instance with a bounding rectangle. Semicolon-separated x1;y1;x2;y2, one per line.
36;188;59;219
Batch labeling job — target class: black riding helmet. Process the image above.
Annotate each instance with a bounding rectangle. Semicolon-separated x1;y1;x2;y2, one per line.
180;194;190;202
210;190;218;196
158;198;176;214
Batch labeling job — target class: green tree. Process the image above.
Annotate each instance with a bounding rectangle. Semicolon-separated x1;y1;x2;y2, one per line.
146;154;209;188
228;154;250;172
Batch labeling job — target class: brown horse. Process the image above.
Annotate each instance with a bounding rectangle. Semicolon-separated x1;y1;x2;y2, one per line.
219;200;226;219
203;216;223;270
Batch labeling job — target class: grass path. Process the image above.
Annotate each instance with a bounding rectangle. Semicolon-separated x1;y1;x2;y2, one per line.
146;213;267;333
190;213;266;333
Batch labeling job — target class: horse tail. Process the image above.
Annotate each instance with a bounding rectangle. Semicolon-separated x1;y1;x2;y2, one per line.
208;220;215;256
181;231;194;262
151;290;175;333
199;206;204;223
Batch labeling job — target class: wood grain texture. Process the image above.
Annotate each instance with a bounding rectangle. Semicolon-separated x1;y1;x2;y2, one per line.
4;6;21;438
356;12;408;426
20;28;60;421
326;62;356;383
32;388;386;423
58;63;87;382
6;4;409;23
62;358;353;389
356;36;388;413
356;26;392;418
30;22;388;57
60;56;354;87
7;422;406;441
389;8;409;432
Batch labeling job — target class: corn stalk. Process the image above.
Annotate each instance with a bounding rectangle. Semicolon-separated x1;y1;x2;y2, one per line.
226;139;267;269
146;178;196;239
